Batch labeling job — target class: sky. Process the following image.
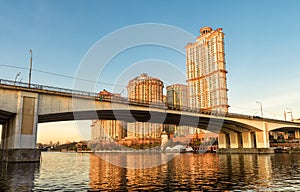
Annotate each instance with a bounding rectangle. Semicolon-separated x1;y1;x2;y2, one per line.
1;0;300;143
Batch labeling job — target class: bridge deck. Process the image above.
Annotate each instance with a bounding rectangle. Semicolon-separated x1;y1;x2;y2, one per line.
1;78;300;127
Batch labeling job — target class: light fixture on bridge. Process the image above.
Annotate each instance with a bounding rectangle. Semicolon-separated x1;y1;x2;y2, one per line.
256;101;263;118
14;72;21;85
284;108;293;121
28;49;33;87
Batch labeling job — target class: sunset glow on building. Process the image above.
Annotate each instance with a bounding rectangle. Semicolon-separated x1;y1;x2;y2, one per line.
186;27;229;112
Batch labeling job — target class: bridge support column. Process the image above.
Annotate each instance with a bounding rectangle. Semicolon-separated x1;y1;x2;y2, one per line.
295;130;300;139
255;123;269;148
218;133;228;148
1;92;40;162
272;131;278;140
284;131;289;140
229;132;240;148
242;132;254;148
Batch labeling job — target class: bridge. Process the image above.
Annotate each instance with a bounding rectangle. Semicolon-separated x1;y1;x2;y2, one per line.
1;79;300;162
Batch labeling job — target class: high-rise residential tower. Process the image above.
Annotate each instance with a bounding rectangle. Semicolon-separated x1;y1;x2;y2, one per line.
127;73;164;104
127;73;164;139
166;84;192;137
91;120;126;141
166;84;188;110
91;90;126;142
186;27;229;113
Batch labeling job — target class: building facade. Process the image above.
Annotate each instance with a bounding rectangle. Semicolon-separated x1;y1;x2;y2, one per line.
91;90;126;142
186;27;229;113
127;73;164;139
127;73;164;104
91;120;126;141
166;84;195;138
166;84;188;110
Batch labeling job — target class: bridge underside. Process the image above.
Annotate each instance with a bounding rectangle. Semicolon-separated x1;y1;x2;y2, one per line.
38;110;259;133
271;127;300;132
38;109;276;153
0;110;15;124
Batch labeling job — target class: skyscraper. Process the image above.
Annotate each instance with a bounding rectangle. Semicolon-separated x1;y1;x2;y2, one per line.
127;73;164;104
186;27;229;113
166;84;188;110
166;84;191;137
91;90;126;142
127;73;164;139
91;120;126;141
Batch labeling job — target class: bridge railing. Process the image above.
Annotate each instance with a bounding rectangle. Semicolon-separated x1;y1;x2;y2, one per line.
0;78;98;97
0;78;167;108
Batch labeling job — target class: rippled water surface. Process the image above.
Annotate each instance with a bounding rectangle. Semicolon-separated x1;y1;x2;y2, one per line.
1;152;300;191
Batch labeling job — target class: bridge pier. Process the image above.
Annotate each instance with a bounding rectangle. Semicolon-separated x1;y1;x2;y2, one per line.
295;130;300;139
219;132;243;149
283;131;289;140
1;92;41;162
218;133;229;149
254;123;270;148
229;132;241;148
272;131;278;140
218;123;273;153
241;132;255;148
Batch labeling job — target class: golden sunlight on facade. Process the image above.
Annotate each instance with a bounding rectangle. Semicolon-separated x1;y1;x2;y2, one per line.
166;84;188;110
186;27;229;113
166;84;194;137
89;27;228;145
127;73;164;139
90;120;126;141
90;90;127;142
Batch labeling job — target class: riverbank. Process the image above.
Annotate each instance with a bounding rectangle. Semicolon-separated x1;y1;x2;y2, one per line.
217;148;274;154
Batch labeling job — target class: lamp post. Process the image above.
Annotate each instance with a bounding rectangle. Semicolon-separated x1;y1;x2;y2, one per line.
284;108;293;121
28;50;33;87
14;72;21;85
256;101;263;118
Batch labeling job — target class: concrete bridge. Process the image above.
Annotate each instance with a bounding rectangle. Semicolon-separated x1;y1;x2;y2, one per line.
1;79;300;162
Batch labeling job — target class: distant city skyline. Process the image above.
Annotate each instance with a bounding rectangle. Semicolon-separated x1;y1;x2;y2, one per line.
1;0;300;143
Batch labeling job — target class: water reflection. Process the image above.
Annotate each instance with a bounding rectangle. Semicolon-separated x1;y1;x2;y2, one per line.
94;152;177;169
1;153;300;191
89;153;279;191
218;154;273;190
0;162;39;191
90;153;171;191
271;154;300;190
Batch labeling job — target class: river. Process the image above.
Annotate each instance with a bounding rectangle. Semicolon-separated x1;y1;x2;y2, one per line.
1;152;300;191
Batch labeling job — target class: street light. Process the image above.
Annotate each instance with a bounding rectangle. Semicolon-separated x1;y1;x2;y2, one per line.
284;108;293;121
256;101;263;118
14;72;21;85
28;50;33;87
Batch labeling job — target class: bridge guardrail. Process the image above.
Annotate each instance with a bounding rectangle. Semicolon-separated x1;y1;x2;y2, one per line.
0;78;99;97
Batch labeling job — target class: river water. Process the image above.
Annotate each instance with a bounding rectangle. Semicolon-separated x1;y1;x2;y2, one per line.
1;152;300;191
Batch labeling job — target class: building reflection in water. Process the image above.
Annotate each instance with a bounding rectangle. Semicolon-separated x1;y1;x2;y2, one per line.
90;153;274;191
218;154;273;190
95;152;177;169
89;153;222;191
89;153;177;191
0;162;40;191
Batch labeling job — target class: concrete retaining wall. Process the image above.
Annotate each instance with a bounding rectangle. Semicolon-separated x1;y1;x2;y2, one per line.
217;148;274;154
0;149;41;162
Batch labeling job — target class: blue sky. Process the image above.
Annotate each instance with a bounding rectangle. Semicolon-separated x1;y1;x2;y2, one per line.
1;0;300;143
